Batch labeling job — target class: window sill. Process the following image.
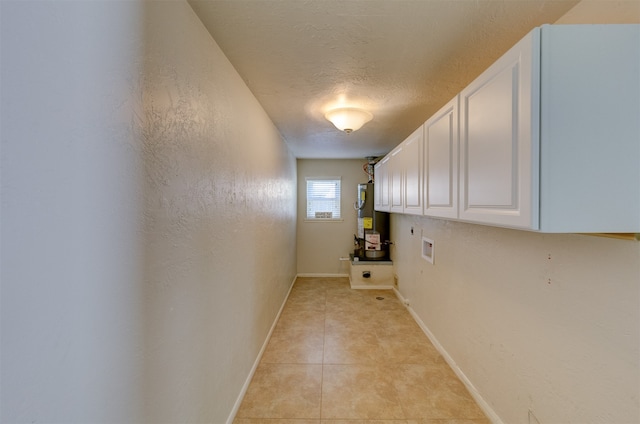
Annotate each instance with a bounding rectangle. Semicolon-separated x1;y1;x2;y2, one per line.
304;219;344;223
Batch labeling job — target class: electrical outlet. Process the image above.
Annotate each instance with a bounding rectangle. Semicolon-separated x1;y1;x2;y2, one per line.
394;274;399;286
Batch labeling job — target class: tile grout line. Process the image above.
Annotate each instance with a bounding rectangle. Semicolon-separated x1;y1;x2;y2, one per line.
319;283;327;421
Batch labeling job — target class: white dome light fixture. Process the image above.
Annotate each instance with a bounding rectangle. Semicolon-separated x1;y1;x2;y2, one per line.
324;107;373;134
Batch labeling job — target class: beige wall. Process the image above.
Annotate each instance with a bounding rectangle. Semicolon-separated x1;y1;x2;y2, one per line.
297;159;372;275
555;0;640;23
392;216;639;423
141;3;297;422
391;3;640;424
1;1;297;423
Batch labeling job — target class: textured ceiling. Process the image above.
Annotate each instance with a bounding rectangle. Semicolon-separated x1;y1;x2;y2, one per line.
189;0;580;159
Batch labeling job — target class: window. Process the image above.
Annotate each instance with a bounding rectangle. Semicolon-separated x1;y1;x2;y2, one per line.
306;178;341;220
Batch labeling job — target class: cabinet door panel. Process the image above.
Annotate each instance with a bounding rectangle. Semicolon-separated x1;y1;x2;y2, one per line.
424;96;458;218
389;146;404;213
403;127;423;215
374;157;390;212
465;67;516;208
459;29;539;230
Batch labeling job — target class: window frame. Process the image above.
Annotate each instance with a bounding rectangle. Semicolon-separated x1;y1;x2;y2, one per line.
305;177;343;222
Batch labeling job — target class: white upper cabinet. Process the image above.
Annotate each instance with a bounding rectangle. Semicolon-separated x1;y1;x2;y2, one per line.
424;96;459;219
389;145;404;213
459;29;539;229
459;24;639;232
380;126;423;215
378;24;639;233
402;127;423;215
374;156;390;212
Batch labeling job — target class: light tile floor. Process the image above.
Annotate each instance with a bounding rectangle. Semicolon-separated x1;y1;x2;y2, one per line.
234;276;490;424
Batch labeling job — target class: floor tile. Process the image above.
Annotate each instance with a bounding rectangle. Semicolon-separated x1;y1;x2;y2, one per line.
393;365;487;420
321;365;405;420
322;421;410;424
262;328;324;364
325;309;374;335
276;309;326;333
236;363;322;419
406;420;490;424
323;327;386;364
284;292;327;312
235;277;488;424
235;420;320;424
376;331;443;365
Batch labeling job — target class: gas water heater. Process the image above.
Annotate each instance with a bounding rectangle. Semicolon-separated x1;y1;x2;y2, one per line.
355;183;390;260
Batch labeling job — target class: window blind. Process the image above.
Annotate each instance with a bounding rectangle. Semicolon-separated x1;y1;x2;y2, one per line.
306;178;341;219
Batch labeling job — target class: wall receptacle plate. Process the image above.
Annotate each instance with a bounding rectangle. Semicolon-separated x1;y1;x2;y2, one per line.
422;236;434;264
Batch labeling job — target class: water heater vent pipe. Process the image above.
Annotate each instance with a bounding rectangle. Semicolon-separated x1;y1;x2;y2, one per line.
364;156;378;182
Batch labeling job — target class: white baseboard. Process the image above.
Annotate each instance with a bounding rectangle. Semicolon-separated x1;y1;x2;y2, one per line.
350;284;395;290
296;273;349;278
392;288;504;424
226;275;298;424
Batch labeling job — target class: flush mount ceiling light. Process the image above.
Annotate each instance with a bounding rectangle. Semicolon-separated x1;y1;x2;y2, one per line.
324;107;373;134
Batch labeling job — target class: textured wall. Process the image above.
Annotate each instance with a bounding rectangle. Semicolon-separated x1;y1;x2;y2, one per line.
392;215;639;423
555;0;640;23
140;3;297;422
296;159;371;275
1;1;297;423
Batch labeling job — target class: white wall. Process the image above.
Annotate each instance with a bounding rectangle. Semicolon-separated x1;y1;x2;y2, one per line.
1;1;297;423
297;159;370;275
1;2;147;422
391;3;640;423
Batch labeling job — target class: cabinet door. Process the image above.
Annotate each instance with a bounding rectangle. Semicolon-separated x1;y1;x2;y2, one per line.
459;28;540;230
424;96;458;219
403;127;423;215
389;146;404;213
374;157;390;212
